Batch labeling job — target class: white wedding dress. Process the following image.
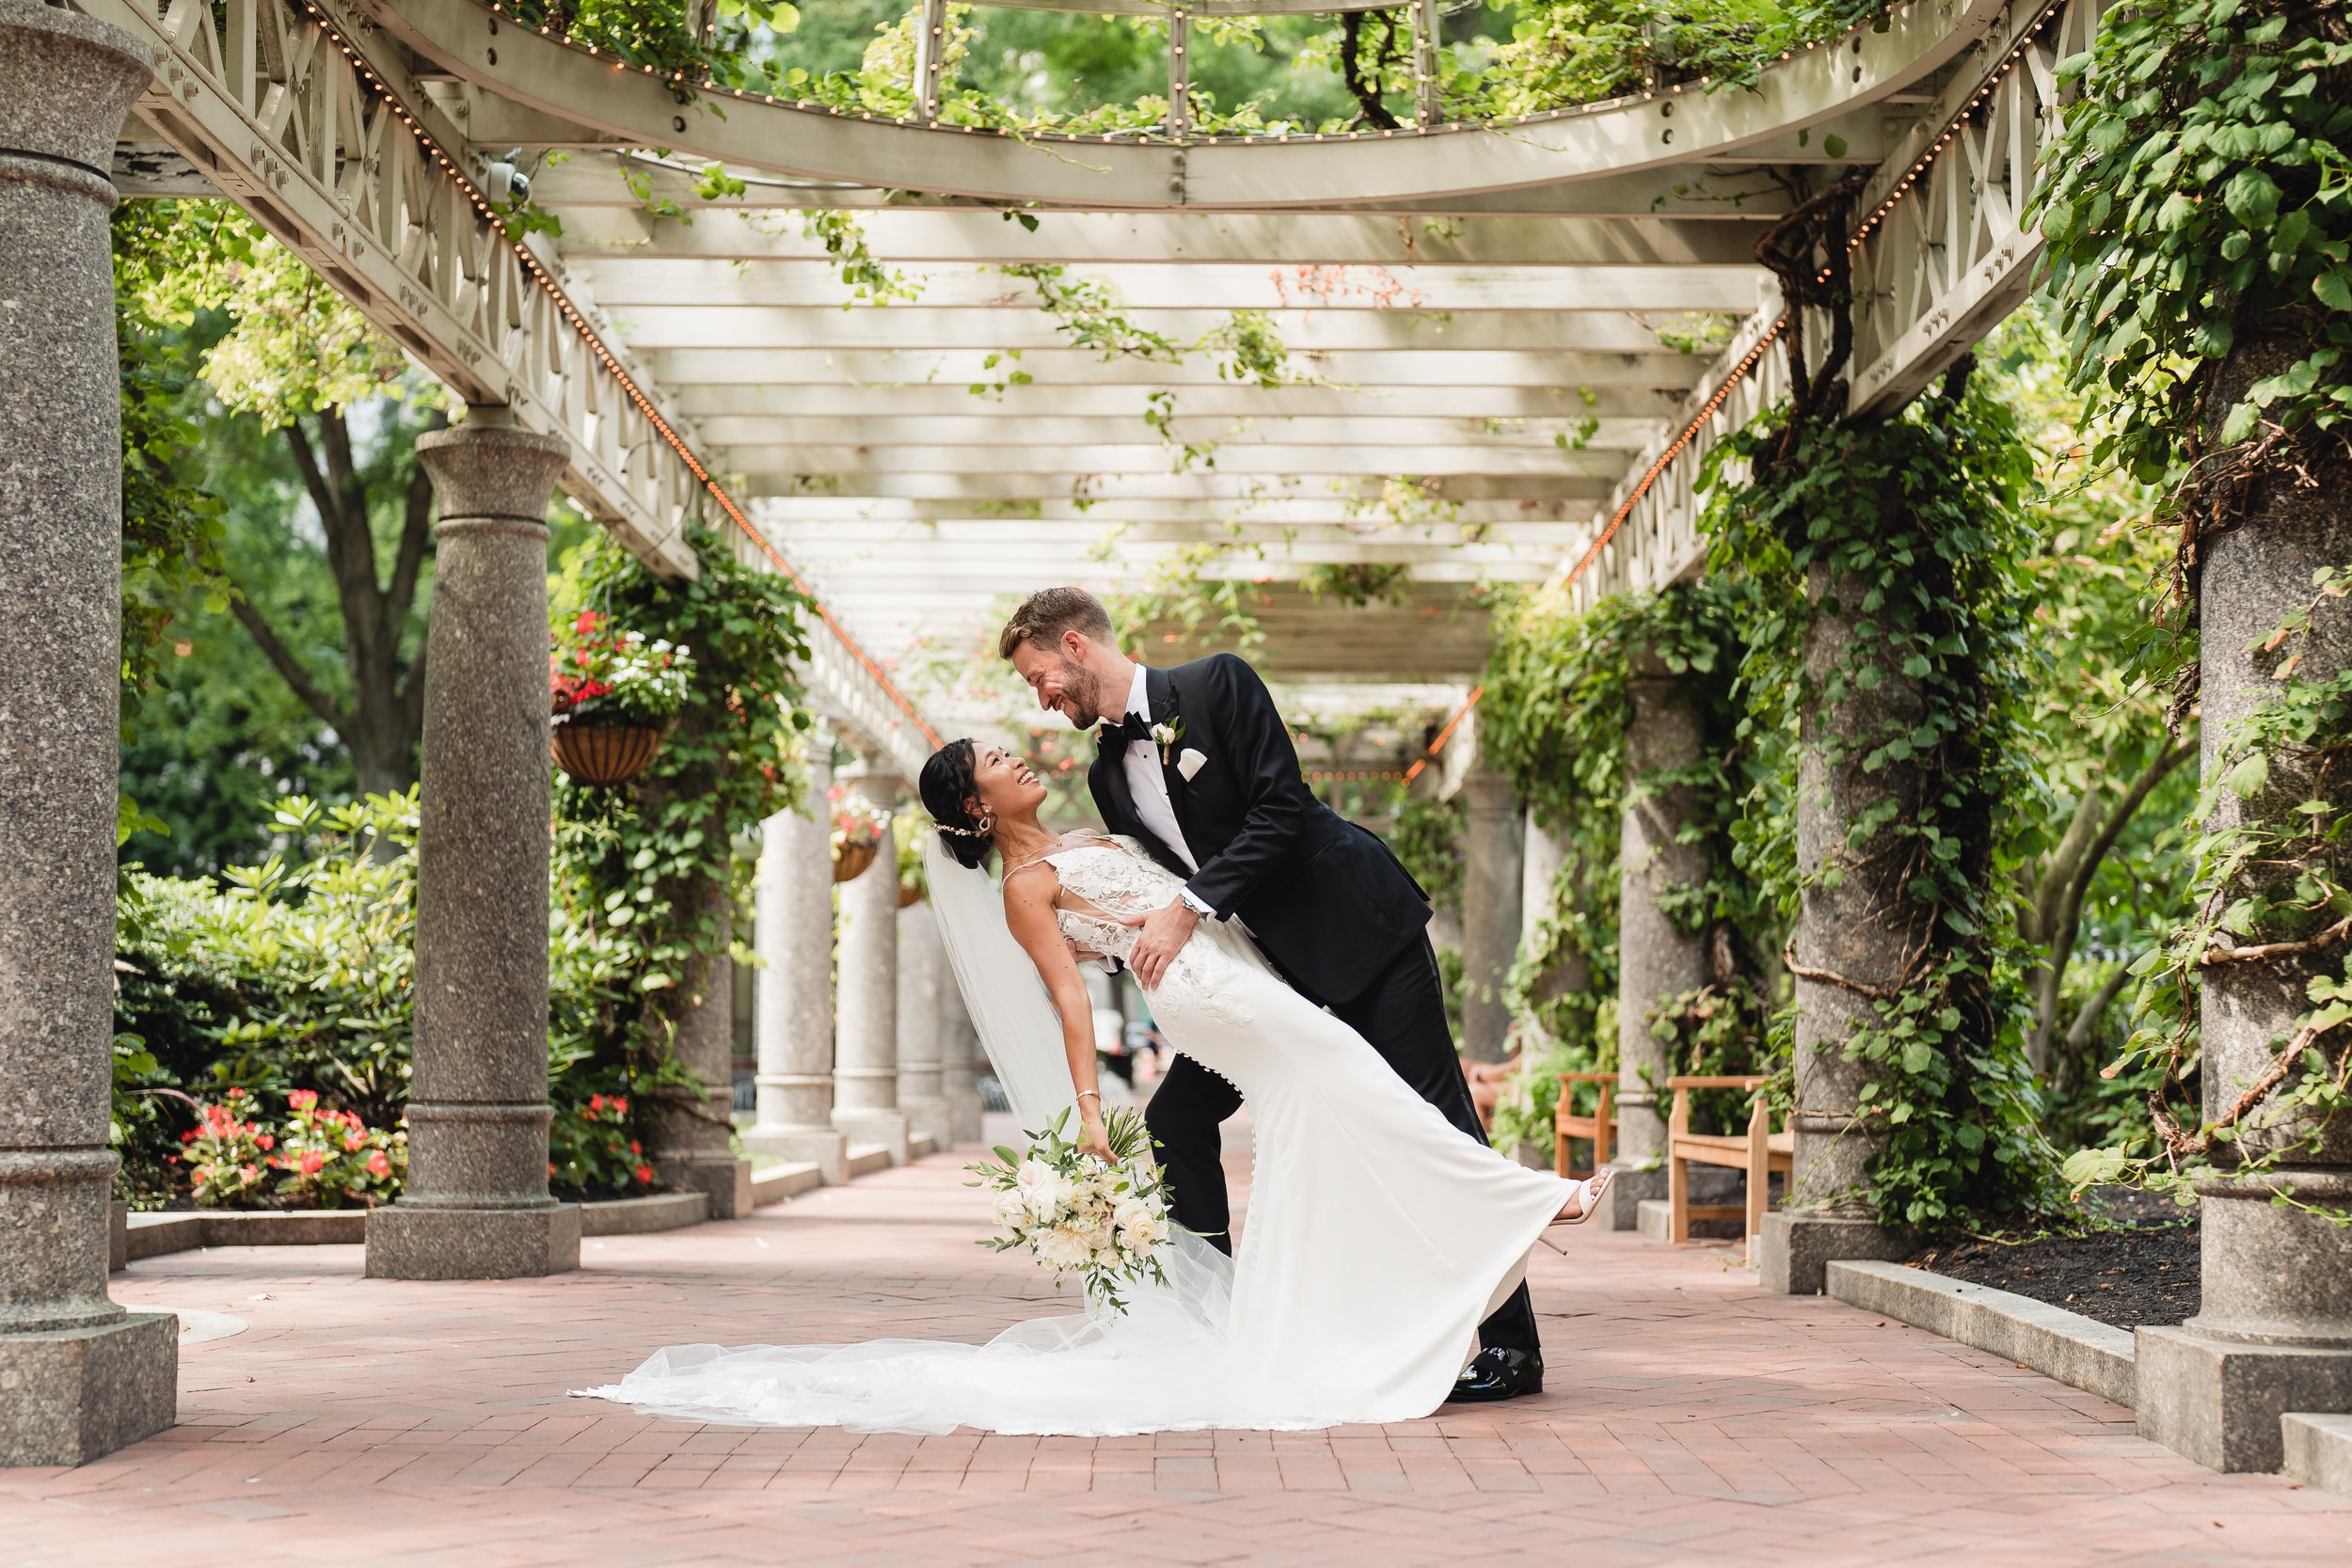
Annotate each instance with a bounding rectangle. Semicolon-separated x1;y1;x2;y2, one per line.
580;835;1576;1435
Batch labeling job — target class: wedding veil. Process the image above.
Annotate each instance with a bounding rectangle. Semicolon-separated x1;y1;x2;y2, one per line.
922;834;1078;1132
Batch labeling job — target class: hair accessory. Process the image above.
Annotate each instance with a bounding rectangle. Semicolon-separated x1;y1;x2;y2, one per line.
934;817;992;839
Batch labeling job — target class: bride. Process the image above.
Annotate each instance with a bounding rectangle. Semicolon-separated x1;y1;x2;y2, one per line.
580;740;1609;1436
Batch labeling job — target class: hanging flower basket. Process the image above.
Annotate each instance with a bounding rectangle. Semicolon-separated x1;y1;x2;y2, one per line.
548;610;693;788
834;838;880;884
553;712;667;787
898;879;923;909
831;785;888;884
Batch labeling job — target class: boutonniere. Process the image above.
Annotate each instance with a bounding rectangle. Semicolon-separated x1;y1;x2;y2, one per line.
1150;716;1184;766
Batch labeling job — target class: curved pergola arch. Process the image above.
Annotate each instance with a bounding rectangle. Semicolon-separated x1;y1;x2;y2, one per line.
378;0;2003;208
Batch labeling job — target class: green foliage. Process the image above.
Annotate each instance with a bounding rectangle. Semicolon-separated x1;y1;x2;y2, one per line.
1298;562;1412;608
1700;367;2054;1228
548;531;817;1179
113;200;424;424
1462;0;1888;119
1388;790;1467;917
2090;565;2352;1200
179;1089;405;1210
2037;0;2352;481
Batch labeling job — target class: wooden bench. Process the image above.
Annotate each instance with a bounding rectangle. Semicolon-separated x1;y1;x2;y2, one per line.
1553;1071;1615;1180
1665;1074;1792;1255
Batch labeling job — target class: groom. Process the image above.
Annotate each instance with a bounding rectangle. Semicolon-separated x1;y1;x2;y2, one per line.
999;587;1544;1403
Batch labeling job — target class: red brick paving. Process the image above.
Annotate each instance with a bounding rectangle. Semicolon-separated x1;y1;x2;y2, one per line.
8;1131;2348;1568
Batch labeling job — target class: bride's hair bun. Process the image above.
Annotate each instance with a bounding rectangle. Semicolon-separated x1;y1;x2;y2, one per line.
919;739;995;870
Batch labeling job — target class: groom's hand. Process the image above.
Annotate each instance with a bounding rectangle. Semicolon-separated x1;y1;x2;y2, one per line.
1120;902;1200;990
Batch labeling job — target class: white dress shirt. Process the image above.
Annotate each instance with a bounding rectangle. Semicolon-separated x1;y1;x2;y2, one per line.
1119;665;1216;917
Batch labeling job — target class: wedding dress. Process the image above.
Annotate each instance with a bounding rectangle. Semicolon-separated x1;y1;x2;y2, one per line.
580;834;1576;1435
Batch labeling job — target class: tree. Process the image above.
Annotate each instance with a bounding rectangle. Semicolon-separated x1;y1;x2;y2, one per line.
116;200;449;798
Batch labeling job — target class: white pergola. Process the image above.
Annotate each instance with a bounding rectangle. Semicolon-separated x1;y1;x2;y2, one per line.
94;0;2088;770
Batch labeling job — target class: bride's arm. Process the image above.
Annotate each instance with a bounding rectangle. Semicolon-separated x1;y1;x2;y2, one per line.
1003;866;1113;1161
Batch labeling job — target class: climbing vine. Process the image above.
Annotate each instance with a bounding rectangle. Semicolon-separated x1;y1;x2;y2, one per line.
547;531;817;1187
2034;0;2352;1202
1699;363;2051;1228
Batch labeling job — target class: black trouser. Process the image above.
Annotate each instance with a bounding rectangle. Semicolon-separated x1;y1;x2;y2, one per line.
1142;933;1541;1355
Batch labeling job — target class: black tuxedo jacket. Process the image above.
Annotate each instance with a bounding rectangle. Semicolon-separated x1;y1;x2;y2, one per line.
1086;656;1430;1006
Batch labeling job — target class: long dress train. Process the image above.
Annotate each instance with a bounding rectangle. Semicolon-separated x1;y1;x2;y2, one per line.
579;836;1575;1434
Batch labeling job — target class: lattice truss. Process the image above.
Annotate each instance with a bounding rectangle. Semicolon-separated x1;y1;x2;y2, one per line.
92;0;2090;762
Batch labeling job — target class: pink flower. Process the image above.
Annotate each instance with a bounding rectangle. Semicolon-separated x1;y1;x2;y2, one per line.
343;1131;365;1152
241;1164;259;1180
226;1087;245;1100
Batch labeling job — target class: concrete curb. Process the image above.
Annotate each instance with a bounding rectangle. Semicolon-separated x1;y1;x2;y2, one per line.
1826;1259;2137;1408
2282;1412;2352;1498
750;1161;823;1208
580;1192;709;1237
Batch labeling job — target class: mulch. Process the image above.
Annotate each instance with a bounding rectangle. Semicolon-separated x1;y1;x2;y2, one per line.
1910;1186;2200;1332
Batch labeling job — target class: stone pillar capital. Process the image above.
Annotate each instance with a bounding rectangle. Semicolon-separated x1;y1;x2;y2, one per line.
414;422;570;531
0;6;155;183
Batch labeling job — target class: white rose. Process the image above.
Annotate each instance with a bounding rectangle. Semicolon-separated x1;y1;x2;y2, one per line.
990;1188;1028;1227
1024;1170;1075;1223
1033;1226;1092;1272
1111;1197;1152;1234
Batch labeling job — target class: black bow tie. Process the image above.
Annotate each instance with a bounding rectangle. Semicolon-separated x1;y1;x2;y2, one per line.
1102;712;1152;749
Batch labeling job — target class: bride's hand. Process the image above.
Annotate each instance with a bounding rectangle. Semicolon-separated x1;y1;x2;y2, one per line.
1079;1113;1115;1164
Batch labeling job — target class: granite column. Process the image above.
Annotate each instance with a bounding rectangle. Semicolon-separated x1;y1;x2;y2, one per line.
744;751;849;1182
832;764;910;1162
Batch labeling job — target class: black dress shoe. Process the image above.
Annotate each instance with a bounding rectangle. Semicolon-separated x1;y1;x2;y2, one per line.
1445;1347;1544;1403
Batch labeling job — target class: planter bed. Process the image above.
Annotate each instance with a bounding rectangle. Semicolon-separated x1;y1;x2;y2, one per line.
1910;1189;2199;1331
120;1192;716;1262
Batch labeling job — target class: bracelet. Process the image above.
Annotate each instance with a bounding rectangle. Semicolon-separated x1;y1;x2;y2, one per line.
1077;1089;1102;1104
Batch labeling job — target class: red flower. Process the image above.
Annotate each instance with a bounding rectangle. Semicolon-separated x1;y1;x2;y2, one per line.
367;1152;391;1179
241;1164;259;1180
575;610;599;635
180;1129;197;1144
589;1094;607;1113
288;1089;318;1110
226;1086;245;1099
266;1156;282;1169
628;1140;642;1156
343;1131;366;1152
612;1097;628;1116
298;1150;326;1176
256;1134;274;1151
633;1164;654;1186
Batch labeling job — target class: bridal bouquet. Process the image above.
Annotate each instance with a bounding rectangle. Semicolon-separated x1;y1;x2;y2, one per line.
968;1107;1172;1313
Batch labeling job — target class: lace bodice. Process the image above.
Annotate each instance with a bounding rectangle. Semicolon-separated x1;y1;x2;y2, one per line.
1035;836;1244;1019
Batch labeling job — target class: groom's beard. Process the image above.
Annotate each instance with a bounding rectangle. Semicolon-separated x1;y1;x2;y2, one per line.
1057;660;1108;728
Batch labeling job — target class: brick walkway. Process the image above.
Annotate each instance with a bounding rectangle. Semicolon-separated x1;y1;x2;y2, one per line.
9;1128;2348;1568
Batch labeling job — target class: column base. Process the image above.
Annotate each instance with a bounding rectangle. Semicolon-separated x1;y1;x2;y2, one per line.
834;1109;910;1165
364;1203;580;1280
1603;1163;1663;1232
660;1155;755;1221
1756;1210;1909;1296
0;1312;178;1467
2136;1325;2352;1472
742;1126;850;1185
899;1095;950;1148
946;1091;985;1146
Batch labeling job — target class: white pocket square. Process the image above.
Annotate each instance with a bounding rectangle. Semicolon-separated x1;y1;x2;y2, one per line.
1177;748;1208;781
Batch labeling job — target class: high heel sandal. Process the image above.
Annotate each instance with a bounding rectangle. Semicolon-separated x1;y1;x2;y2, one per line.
1550;1167;1613;1227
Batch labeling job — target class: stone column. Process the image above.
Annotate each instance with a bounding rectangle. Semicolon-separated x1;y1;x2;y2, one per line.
0;1;178;1466
1608;652;1714;1230
896;899;950;1147
649;877;754;1218
743;752;849;1183
2137;344;2352;1472
1756;562;1922;1295
940;981;986;1146
832;765;910;1162
1521;810;1565;944
1457;771;1524;1065
365;420;579;1280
